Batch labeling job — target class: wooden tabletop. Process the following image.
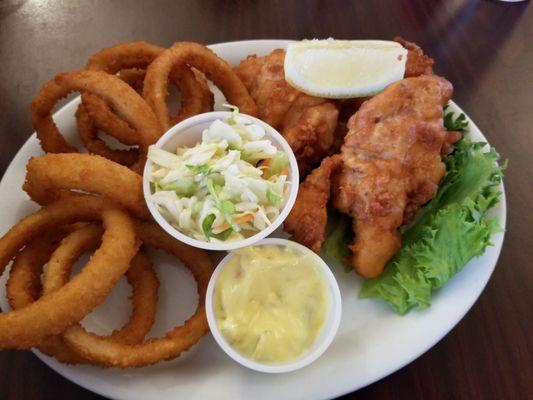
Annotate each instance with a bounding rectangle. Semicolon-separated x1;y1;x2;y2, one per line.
0;1;531;399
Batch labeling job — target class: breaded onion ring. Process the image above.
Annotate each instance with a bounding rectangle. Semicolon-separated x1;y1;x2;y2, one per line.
30;70;161;172
7;225;158;364
43;224;158;345
76;105;139;167
84;41;213;130
23;153;149;219
77;68;213;166
86;41;164;73
87;63;214;126
6;228;85;363
0;196;139;349
143;41;258;130
40;224;158;364
117;68;146;91
7;230;70;310
62;220;213;368
81;69;145;147
77;42;213;166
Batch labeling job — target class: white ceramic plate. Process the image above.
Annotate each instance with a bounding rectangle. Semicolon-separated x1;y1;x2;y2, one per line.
0;40;506;400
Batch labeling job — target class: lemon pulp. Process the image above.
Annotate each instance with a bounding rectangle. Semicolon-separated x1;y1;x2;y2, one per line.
284;39;407;98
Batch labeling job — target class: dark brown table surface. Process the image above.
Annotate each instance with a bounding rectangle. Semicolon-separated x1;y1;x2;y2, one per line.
1;0;532;399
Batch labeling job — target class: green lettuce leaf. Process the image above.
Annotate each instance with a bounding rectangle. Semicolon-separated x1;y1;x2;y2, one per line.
403;140;504;245
202;214;233;240
443;107;468;132
322;210;353;272
359;139;505;314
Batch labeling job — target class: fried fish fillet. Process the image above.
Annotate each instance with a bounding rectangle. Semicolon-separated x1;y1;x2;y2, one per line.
234;49;339;176
332;38;435;153
333;75;455;278
394;36;435;78
279;41;453;277
284;156;341;252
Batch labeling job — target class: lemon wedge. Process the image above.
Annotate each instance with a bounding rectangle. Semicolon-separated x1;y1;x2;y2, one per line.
284;39;408;98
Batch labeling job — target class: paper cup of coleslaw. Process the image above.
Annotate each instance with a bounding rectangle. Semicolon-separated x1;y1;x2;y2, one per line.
143;110;299;251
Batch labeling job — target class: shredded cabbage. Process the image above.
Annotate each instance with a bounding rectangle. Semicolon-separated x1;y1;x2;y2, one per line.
148;107;290;242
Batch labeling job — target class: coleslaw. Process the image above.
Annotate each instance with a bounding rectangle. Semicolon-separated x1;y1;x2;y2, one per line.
148;108;291;242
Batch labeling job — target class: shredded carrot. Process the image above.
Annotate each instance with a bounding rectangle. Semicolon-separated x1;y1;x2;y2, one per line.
257;159;271;175
212;213;254;234
258;158;270;167
269;166;290;179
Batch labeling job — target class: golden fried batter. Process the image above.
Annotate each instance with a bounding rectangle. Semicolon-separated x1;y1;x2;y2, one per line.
284;156;341;252
394;36;435;78
234;49;339;176
333;75;456;278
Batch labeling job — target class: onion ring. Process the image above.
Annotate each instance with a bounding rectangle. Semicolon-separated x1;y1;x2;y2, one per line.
169;68;214;124
87;61;213;125
77;69;213;165
62;220;213;368
7;230;70;310
0;196;139;349
40;224;158;364
85;41;164;72
84;41;213;132
76;104;139;166
30;70;161;172
117;68;146;93
143;41;258;130
80;68;149;148
76;68;144;166
6;228;85;363
23;153;149;219
6;225;158;364
42;224;158;345
81;95;140;147
76;69;147;166
77;42;213;167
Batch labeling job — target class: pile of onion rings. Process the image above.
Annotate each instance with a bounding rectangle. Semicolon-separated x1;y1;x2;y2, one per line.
0;39;261;367
0;188;213;367
29;40;257;173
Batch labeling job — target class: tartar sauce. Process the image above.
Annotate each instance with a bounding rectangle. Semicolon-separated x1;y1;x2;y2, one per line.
213;244;330;364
